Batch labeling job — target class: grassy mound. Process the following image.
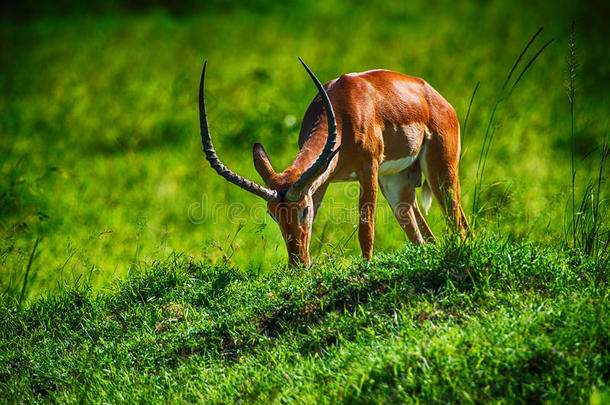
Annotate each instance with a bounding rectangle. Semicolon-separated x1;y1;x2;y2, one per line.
1;238;607;403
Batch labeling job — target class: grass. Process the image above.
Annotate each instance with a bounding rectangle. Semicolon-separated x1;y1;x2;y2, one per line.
1;0;608;300
0;1;609;402
470;26;554;228
565;22;610;267
1;238;608;403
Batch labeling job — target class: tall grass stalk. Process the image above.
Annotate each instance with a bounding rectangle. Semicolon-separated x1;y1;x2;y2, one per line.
566;22;608;267
471;27;554;229
568;21;577;246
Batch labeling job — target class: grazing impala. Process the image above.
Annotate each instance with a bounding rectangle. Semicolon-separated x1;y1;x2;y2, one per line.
199;59;469;267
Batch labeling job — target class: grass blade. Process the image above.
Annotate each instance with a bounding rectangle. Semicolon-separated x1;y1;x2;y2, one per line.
510;38;555;94
501;26;544;91
472;28;553;228
18;236;41;308
461;81;480;160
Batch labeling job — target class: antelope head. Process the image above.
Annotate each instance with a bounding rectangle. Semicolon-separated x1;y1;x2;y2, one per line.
198;59;337;267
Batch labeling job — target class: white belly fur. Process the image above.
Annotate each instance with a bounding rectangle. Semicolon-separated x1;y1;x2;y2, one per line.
344;146;419;180
379;154;419;176
342;123;426;180
379;122;425;175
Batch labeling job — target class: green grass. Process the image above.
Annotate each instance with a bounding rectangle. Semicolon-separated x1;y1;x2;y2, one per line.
1;238;607;403
1;1;609;402
1;0;608;299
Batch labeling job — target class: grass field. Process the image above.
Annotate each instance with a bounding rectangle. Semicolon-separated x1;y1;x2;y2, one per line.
1;0;609;402
1;239;608;402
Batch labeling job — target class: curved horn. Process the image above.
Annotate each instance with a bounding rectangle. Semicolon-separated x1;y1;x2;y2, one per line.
199;62;278;202
286;58;338;201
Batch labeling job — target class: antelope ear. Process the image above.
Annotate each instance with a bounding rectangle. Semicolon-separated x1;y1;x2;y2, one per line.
253;143;276;184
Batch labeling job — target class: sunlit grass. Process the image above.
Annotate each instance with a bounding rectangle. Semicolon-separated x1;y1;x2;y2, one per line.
1;0;608;299
1;239;607;402
1;2;608;402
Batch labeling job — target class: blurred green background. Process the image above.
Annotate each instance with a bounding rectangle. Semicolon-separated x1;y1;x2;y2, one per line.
1;0;608;300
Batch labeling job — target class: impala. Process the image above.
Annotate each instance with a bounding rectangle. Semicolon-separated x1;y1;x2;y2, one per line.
198;59;469;267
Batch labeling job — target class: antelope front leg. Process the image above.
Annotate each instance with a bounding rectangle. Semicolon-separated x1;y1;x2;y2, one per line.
358;163;378;260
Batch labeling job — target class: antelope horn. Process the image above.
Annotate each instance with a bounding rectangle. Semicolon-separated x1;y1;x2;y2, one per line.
199;62;278;202
286;58;338;201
